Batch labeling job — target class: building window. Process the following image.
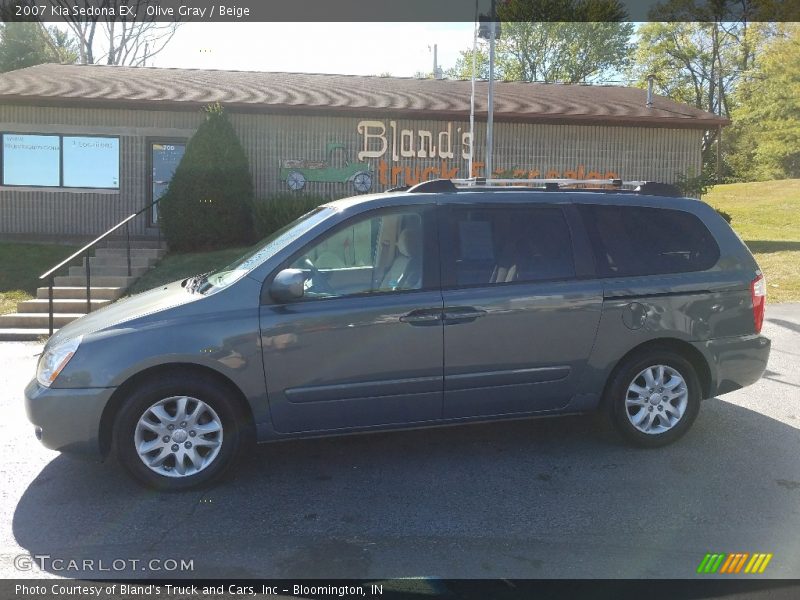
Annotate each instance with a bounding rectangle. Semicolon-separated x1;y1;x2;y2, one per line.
2;134;61;187
62;136;119;188
1;133;119;189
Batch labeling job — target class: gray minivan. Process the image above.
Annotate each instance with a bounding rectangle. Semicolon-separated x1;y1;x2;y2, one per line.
25;180;771;490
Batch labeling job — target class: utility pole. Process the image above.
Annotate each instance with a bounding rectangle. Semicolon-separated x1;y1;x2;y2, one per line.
486;21;496;178
478;0;500;179
429;44;443;80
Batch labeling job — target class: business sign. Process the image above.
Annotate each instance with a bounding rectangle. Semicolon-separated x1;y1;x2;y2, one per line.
356;120;619;186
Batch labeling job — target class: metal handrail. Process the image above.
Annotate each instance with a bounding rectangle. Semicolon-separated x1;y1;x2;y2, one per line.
38;197;163;336
39;212;139;281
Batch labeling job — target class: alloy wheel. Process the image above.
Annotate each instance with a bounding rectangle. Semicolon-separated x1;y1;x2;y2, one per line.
624;364;689;435
134;396;223;478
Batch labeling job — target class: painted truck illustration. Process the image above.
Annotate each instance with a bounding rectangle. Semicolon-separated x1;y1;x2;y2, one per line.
279;142;373;193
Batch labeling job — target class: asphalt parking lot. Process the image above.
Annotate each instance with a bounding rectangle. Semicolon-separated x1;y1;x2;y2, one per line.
0;305;798;580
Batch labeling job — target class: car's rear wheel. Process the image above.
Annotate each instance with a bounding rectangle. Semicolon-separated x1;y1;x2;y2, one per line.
113;375;245;490
606;348;701;447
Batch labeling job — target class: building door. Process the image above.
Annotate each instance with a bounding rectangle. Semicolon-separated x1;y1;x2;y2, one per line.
150;141;186;225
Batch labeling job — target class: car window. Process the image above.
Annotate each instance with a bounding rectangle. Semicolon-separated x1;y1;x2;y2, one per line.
290;209;425;298
204;206;335;292
579;205;720;277
450;206;576;286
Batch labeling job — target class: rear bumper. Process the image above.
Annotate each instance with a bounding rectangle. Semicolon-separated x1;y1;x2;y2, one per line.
692;334;771;398
24;378;115;457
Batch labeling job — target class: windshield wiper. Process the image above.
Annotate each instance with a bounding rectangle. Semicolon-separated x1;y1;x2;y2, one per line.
182;271;212;294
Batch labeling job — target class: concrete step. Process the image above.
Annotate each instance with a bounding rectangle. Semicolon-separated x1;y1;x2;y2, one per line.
0;328;55;341
37;286;124;300
17;298;111;313
54;275;135;287
83;256;157;269
0;312;84;328
68;265;149;277
103;240;167;250
93;248;167;259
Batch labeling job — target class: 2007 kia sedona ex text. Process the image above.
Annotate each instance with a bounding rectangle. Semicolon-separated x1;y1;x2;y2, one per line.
25;179;771;490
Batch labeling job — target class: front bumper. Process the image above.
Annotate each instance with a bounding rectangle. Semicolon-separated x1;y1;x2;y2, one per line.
24;378;115;457
692;334;771;397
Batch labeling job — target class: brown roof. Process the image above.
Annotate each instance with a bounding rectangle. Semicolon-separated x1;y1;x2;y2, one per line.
0;63;728;128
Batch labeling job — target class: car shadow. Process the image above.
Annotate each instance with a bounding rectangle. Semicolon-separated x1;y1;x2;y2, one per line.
745;240;800;254
767;317;800;335
12;399;800;579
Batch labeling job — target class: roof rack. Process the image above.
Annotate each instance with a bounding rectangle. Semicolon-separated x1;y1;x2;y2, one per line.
403;178;682;197
453;177;642;187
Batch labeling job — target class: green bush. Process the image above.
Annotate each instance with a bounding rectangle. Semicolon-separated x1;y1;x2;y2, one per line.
675;166;716;199
252;193;328;239
712;207;733;224
159;103;254;251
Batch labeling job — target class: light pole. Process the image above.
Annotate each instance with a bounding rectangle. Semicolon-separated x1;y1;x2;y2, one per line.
486;19;496;179
478;0;500;179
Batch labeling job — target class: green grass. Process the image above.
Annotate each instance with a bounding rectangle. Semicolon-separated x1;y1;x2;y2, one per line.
0;242;79;315
127;246;250;295
705;179;800;303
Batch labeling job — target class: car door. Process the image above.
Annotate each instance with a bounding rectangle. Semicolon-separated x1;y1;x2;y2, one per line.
440;201;603;418
259;204;444;433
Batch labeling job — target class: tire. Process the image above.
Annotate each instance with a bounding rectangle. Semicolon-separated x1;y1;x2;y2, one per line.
352;171;372;193
287;171;306;191
113;374;246;491
606;348;701;448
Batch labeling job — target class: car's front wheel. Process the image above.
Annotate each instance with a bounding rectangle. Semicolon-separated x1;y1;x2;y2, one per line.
113;375;245;490
607;348;701;448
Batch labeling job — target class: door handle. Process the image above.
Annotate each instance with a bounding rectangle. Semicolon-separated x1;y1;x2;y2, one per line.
399;309;443;325
443;307;487;324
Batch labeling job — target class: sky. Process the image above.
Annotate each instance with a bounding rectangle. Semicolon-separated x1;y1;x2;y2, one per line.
148;22;476;76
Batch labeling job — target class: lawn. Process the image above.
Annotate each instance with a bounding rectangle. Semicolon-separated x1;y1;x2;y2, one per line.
126;246;250;295
0;243;79;315
705;179;800;303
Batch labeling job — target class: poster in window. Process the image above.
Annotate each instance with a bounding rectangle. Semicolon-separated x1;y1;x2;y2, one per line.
2;134;60;186
63;136;120;188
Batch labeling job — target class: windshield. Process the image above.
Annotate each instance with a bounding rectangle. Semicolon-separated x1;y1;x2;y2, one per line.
200;206;335;292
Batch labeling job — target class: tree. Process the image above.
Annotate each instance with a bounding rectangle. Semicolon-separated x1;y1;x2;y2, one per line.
629;1;776;169
0;22;77;72
447;1;634;83
47;0;181;66
159;104;255;251
726;24;800;180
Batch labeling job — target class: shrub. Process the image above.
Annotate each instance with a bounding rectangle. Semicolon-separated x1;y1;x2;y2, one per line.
159;103;254;251
712;207;733;224
252;193;328;239
675;166;717;199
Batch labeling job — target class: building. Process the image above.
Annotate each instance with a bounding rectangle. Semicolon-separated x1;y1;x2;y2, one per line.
0;63;728;242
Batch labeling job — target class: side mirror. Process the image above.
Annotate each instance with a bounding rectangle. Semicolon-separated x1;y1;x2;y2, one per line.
270;268;305;303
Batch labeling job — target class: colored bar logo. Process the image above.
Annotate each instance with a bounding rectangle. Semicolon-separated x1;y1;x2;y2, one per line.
697;553;773;574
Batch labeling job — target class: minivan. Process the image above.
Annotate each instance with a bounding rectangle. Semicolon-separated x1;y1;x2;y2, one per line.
25;179;771;490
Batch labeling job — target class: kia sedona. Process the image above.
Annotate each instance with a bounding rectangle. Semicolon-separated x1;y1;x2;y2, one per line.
25;179;771;490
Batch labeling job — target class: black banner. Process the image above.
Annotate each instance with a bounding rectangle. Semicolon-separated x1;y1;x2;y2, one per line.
1;0;799;23
3;579;800;600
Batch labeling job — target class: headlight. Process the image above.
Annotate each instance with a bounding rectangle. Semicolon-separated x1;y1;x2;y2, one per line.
36;336;82;387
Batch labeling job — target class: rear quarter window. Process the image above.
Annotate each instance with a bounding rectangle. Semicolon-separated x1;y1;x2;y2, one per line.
578;205;720;277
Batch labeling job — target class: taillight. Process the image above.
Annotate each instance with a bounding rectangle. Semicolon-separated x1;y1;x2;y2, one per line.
750;273;766;333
